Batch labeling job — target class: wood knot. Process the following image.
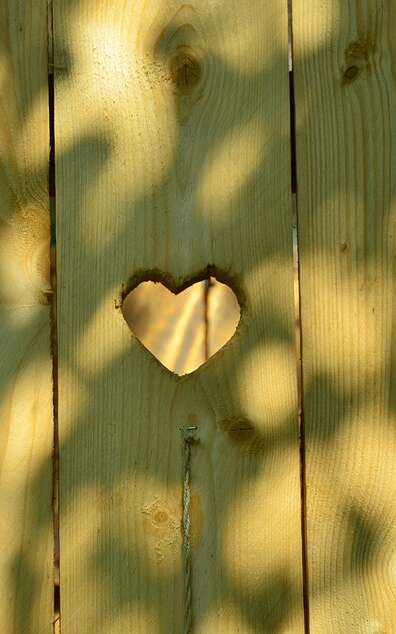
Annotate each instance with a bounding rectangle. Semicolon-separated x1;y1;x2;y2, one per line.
153;510;169;525
170;47;202;94
343;65;359;81
227;422;255;443
219;417;264;452
141;497;180;563
342;36;375;84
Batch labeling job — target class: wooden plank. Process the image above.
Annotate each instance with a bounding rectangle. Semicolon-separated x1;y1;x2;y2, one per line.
54;1;303;631
293;1;396;630
0;1;53;632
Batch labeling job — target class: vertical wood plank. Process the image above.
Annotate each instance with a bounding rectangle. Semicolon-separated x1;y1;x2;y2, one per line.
293;1;396;630
0;1;53;632
54;1;303;631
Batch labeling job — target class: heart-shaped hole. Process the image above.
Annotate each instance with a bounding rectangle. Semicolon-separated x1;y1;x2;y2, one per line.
122;276;240;375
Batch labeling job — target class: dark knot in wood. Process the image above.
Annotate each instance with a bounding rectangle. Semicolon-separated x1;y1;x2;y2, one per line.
170;48;202;94
343;65;359;81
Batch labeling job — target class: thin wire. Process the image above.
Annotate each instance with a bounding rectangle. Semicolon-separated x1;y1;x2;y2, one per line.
181;426;198;634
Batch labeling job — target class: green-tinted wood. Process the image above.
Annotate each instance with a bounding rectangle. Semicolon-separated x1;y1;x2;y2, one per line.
0;1;53;632
55;1;304;631
294;1;396;630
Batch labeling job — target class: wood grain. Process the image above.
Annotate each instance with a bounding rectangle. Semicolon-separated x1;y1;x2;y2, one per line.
54;1;303;631
293;1;396;630
0;1;53;632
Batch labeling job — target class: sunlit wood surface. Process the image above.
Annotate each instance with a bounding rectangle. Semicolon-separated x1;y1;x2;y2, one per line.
2;1;395;632
294;1;396;630
0;1;53;632
54;0;303;631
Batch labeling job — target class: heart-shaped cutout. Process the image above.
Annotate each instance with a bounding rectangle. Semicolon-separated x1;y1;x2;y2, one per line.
122;276;240;375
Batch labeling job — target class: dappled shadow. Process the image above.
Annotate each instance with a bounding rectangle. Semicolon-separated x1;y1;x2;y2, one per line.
0;0;395;632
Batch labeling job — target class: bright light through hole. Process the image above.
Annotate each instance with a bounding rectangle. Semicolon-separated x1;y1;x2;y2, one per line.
122;277;240;376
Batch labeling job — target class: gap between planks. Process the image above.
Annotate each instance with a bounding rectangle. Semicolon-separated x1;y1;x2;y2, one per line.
47;0;61;631
288;0;310;631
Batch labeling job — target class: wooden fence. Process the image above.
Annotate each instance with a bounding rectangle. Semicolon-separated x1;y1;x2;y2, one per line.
0;1;395;632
